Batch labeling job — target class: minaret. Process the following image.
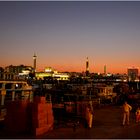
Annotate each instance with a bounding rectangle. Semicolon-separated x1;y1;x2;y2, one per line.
86;57;89;76
104;65;106;75
33;53;37;72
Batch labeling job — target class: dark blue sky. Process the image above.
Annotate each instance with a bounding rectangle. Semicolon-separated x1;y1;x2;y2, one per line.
0;1;140;73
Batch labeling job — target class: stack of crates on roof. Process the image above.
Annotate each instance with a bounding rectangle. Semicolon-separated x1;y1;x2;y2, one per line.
30;96;54;136
4;96;54;136
4;100;30;133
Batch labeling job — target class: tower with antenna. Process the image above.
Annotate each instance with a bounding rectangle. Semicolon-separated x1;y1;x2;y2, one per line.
86;57;89;76
33;53;37;72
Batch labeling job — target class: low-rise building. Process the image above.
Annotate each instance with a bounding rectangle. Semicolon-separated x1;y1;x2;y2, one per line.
35;67;70;81
93;83;117;99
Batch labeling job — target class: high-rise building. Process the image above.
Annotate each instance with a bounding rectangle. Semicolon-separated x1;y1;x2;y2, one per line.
33;53;37;72
127;67;139;81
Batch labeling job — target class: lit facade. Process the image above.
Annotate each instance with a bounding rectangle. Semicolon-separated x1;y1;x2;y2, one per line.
35;67;70;81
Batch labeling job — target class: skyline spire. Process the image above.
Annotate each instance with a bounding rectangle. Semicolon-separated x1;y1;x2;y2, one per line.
33;53;37;72
104;65;106;75
86;57;89;76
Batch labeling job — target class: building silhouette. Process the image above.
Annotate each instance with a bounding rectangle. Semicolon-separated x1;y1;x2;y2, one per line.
127;67;139;81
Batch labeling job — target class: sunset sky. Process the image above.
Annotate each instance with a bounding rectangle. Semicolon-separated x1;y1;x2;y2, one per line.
0;1;140;74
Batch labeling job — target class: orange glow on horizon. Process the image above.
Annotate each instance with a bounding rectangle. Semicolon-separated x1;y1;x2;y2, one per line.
36;65;129;74
1;58;139;75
